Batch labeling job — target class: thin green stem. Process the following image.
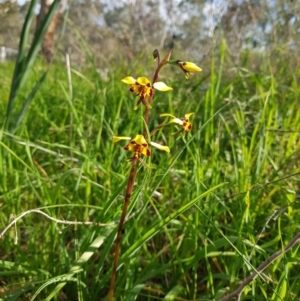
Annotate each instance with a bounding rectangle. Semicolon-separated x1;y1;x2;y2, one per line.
108;157;139;301
149;122;167;137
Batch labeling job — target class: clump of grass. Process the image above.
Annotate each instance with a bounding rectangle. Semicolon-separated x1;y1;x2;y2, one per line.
0;37;300;301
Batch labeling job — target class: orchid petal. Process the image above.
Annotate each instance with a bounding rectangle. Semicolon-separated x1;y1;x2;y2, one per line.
113;136;131;143
153;82;173;91
169;118;183;125
122;77;136;84
150;141;170;153
183;62;202;72
136;77;151;85
132;134;148;145
160;113;176;118
185;113;194;119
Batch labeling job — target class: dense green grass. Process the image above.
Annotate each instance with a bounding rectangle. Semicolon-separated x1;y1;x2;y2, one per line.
0;47;300;301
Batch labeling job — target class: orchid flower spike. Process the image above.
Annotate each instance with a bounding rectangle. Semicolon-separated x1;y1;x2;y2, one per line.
113;134;170;164
160;113;194;133
122;76;172;109
168;60;202;79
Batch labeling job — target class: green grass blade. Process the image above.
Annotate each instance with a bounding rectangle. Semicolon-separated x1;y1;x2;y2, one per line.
5;0;62;132
31;227;114;301
5;0;38;121
121;183;226;261
163;285;184;300
11;71;48;133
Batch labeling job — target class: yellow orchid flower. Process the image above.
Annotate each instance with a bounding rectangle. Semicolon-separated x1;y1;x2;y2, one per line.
160;113;194;133
122;76;172;109
113;134;170;161
170;60;202;79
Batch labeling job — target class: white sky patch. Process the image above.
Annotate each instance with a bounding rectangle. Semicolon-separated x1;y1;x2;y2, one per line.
16;0;27;6
202;0;228;36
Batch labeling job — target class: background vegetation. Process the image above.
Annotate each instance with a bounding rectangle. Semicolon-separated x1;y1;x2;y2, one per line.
0;0;300;300
1;0;300;66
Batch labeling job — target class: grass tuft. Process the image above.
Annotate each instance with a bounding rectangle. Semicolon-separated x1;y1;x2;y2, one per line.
0;42;300;300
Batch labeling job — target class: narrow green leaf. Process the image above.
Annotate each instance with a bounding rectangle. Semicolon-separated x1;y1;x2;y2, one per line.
11;72;48;133
31;227;114;301
121;183;226;260
5;0;62;132
163;285;184;300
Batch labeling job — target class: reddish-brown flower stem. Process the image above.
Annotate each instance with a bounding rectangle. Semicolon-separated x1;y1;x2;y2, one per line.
153;48;161;67
144;50;172;136
110;49;171;298
144;55;161;136
108;158;138;301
